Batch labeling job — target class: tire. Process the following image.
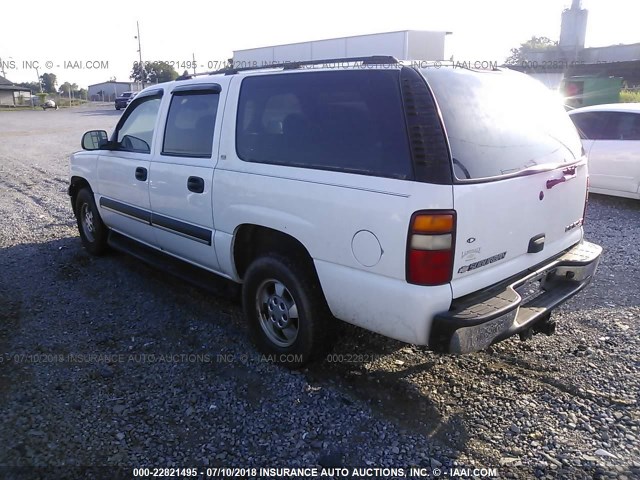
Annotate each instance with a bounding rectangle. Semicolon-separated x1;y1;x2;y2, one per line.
115;106;121;110
74;188;109;255
242;254;334;368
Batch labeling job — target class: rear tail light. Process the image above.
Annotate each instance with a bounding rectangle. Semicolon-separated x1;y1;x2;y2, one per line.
406;211;456;286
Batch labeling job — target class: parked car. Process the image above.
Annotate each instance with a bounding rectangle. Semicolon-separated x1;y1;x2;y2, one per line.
42;99;58;110
69;58;602;366
114;91;137;110
569;103;640;199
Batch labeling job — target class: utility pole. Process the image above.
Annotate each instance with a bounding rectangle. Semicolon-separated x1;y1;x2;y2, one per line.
35;66;43;92
135;21;144;89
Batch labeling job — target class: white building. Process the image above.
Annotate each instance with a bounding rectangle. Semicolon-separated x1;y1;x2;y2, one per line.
87;81;138;102
233;30;451;66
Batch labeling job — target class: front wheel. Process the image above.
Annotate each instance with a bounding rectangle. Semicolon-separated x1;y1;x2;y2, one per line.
75;188;108;255
242;254;334;367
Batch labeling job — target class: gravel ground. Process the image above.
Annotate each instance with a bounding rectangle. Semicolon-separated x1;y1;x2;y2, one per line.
0;105;638;479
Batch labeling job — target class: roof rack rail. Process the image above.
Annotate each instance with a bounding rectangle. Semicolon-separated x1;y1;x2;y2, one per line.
225;55;400;74
175;55;400;80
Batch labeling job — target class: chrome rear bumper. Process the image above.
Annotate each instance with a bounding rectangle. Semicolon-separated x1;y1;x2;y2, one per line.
431;241;602;354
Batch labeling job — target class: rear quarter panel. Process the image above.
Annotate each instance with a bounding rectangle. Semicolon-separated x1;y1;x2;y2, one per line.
211;75;454;343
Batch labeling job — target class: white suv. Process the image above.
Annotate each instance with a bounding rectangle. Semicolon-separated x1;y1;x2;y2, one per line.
69;57;602;366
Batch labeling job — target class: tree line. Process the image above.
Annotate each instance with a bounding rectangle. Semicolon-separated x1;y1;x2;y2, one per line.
14;60;181;96
15;73;87;98
129;61;179;84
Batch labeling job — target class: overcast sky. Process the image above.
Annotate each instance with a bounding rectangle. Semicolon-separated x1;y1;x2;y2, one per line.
1;0;638;88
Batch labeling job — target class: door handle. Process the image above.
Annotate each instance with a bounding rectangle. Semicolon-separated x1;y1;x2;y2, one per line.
546;166;577;190
135;167;147;181
187;176;205;193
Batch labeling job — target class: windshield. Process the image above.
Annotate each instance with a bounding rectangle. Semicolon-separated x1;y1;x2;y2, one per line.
421;68;582;181
121;92;133;98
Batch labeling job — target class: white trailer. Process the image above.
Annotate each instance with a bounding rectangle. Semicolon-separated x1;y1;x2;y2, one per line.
233;30;451;66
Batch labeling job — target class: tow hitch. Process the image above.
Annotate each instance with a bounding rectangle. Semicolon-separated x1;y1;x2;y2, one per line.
520;314;557;341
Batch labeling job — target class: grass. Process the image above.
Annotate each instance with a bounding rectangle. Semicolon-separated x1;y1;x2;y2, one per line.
55;98;88;108
620;90;640;103
0;105;34;111
0;97;89;110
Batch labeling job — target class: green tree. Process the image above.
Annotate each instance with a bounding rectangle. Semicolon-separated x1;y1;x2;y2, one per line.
59;82;71;95
40;73;58;93
505;36;559;65
149;61;178;83
130;61;145;83
59;82;80;95
130;61;178;84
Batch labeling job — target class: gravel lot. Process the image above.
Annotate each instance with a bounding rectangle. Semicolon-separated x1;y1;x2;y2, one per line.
0;105;638;479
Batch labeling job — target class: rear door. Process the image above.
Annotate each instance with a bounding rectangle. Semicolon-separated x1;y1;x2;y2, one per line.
148;82;226;271
422;68;587;298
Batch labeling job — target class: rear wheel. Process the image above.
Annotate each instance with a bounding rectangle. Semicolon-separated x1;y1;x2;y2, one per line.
242;254;333;367
75;188;108;255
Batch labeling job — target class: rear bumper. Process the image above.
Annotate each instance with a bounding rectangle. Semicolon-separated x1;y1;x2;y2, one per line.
431;240;602;353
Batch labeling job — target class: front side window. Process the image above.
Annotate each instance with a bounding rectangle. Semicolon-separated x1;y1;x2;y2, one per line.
236;70;413;179
116;96;162;153
163;91;219;157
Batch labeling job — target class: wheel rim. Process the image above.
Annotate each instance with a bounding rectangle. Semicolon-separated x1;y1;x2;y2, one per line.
255;279;299;348
80;203;96;242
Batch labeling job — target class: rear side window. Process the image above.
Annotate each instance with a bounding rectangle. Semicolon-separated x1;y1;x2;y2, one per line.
163;91;219;157
618;113;640;140
571;111;640;140
236;70;413;179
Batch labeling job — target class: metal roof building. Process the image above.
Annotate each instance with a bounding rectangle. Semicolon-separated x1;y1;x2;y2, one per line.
87;81;138;102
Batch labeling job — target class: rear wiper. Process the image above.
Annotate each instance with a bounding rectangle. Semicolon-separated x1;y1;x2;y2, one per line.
513;160;583;177
545;132;579;161
452;157;471;179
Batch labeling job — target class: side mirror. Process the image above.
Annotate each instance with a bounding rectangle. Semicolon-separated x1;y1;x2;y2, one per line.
81;130;108;150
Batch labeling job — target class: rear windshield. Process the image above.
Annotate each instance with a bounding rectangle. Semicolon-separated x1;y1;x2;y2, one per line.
421;68;582;181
